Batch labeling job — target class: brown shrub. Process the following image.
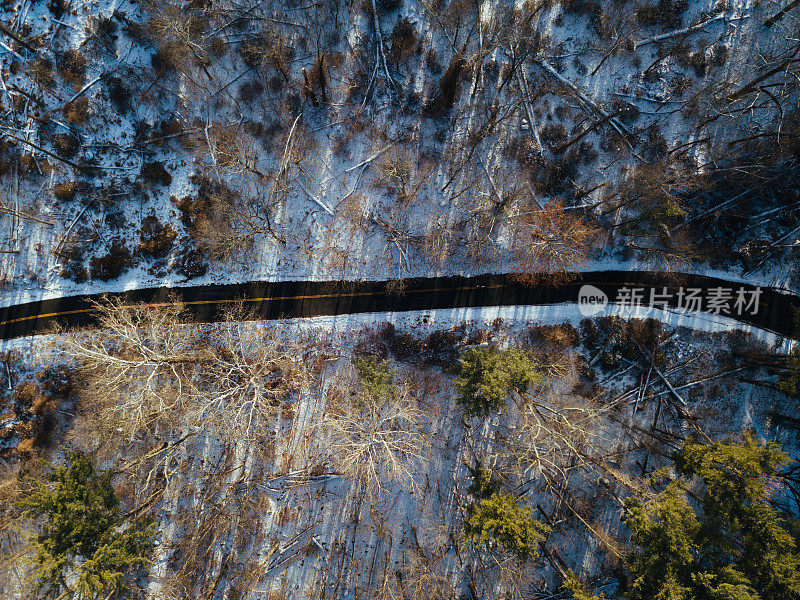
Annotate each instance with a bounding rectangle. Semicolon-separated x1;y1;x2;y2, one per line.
37;365;73;398
426;54;466;115
504;135;540;169
58;48;87;88
687;52;707;78
581;316;664;367
106;76;131;113
141;161;172;186
13;381;38;405
53;133;79;157
527;324;580;351
53;181;78;201
357;322;427;361
644;123;668;159
239;36;270;68
529;151;578;195
207;36;227;57
276;506;298;526
390;18;419;64
239;80;264;103
15;438;35;456
173;245;208;279
94;14;118;41
18;153;38;177
174;194;207;233
31;394;49;416
303;54;330;106
63;96;90;124
138;215;177;258
56;240;89;283
47;0;67;17
539;123;568;148
636;0;687;28
151;41;189;76
90;239;132;281
422;328;463;366
149;119;185;148
27;56;55;87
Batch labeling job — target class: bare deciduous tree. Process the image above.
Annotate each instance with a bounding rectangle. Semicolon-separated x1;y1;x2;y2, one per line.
507;385;603;490
318;363;427;495
61;298;310;449
195;316;308;446
193;126;288;261
511;199;599;284
60;296;197;439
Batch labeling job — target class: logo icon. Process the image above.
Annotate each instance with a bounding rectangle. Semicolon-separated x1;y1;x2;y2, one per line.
578;285;608;316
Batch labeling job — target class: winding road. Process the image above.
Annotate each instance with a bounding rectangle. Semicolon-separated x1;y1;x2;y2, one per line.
0;271;798;341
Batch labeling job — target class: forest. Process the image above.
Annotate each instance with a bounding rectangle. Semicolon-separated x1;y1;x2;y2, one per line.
0;300;799;598
0;0;799;597
0;0;797;290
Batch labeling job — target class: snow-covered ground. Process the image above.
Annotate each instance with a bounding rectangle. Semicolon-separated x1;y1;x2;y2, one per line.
1;0;799;596
2;305;797;599
0;256;795;309
0;0;797;308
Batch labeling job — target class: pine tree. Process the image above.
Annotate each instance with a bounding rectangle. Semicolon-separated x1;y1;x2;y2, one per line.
563;569;606;600
779;309;800;398
623;436;800;600
465;491;550;561
19;452;155;600
467;459;501;499
623;477;699;600
455;348;542;418
353;355;395;404
779;348;800;398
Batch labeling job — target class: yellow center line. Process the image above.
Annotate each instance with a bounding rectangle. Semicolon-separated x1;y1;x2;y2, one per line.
0;284;508;329
0;279;772;331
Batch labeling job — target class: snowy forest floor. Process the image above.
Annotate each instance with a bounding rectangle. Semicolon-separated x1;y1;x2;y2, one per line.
1;305;798;599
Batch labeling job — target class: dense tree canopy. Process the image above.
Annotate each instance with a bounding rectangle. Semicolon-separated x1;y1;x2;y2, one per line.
455;348;542;418
464;461;549;561
19;453;154;600
623;435;800;600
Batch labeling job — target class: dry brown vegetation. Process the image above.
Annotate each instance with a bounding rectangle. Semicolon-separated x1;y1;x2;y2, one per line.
0;0;797;289
3;0;800;593
512;199;599;283
62;299;313;448
0;297;791;600
318;363;428;495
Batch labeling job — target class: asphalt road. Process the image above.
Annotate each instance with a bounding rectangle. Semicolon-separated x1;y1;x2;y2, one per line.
0;271;798;341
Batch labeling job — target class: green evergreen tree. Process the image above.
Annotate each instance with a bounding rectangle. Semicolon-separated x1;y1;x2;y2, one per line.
465;491;550;561
353;355;395;404
623;476;700;600
779;309;800;398
455;348;542;418
623;435;800;600
467;459;501;499
563;569;606;600
19;452;155;600
779;347;800;398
